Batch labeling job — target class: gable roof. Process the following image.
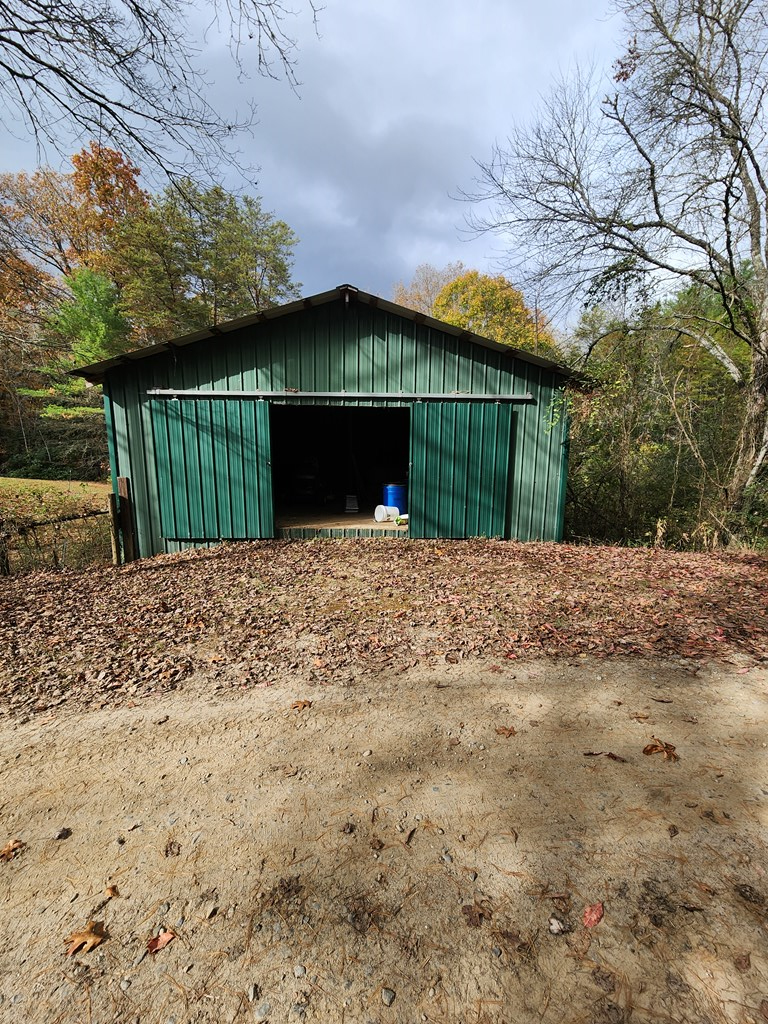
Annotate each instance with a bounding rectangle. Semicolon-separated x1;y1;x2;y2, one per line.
71;283;574;384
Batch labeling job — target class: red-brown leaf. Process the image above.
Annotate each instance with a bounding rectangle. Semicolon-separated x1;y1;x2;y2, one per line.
147;930;175;954
583;902;604;928
643;737;679;761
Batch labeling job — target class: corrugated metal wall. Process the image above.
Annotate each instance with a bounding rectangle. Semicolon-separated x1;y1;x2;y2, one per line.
409;402;514;539
103;298;568;555
150;398;273;541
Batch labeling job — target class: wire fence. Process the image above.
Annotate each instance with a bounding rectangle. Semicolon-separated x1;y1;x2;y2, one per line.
0;510;113;575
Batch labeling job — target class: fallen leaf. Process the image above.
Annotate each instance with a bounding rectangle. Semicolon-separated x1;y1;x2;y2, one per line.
462;901;492;927
583;751;627;763
498;927;526;949
551;894;572;915
668;824;679;838
495;726;516;738
643;737;679;761
583;902;604;928
290;700;312;712
65;920;106;956
370;837;384;851
734;883;764;905
105;885;119;898
591;967;616;993
734;952;751;971
147;930;175;954
0;839;24;861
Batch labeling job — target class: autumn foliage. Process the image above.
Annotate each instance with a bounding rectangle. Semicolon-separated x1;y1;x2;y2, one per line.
0;144;299;479
433;270;561;359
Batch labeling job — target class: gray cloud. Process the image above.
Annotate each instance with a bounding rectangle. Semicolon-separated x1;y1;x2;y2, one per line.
231;0;621;301
0;0;621;311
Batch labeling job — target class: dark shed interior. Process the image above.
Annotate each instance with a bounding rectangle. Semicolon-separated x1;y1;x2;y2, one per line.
269;405;410;520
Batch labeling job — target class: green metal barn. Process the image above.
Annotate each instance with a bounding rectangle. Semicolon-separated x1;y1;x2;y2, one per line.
73;285;572;558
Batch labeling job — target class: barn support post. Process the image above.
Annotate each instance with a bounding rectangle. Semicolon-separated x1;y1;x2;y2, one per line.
117;477;138;563
107;493;121;566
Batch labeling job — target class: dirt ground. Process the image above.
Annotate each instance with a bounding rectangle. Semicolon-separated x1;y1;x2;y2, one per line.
0;541;767;1024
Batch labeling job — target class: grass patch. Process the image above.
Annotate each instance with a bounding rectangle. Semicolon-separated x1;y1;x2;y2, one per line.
0;477;110;523
0;478;113;573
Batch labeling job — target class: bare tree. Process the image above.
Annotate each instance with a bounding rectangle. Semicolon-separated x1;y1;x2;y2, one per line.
0;0;317;175
392;261;467;315
473;0;768;512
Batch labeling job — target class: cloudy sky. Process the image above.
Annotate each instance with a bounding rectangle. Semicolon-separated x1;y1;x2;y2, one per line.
2;1;623;315
234;1;622;305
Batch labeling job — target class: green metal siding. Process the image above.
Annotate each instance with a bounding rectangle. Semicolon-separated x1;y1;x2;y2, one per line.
150;398;273;541
506;364;568;541
102;297;569;555
409;402;513;538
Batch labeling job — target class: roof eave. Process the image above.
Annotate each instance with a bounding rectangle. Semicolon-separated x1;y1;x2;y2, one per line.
71;283;576;383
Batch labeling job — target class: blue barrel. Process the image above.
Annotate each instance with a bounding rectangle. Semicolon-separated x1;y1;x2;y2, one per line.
383;482;407;515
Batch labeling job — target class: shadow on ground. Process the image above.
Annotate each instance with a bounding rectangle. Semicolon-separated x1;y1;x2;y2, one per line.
0;655;766;1024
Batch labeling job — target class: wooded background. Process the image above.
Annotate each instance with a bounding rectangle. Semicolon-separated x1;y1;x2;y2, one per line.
2;0;768;550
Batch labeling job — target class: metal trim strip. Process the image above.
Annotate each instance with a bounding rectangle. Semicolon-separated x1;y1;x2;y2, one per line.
146;389;534;402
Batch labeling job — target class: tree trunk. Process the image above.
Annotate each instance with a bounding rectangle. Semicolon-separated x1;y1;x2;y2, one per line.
726;343;768;513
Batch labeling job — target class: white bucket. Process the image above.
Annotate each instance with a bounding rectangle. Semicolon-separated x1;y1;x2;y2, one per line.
374;504;399;523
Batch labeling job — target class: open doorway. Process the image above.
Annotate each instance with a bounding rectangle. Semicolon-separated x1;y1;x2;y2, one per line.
270;405;410;527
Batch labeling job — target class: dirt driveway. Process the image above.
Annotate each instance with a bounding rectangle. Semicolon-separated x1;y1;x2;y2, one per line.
0;541;767;1024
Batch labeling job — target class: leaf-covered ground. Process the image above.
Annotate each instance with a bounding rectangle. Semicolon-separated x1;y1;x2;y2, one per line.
1;539;766;719
1;541;767;1024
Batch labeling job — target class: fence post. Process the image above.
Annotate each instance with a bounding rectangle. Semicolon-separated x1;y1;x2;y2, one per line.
107;493;121;566
117;477;138;563
0;519;9;576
